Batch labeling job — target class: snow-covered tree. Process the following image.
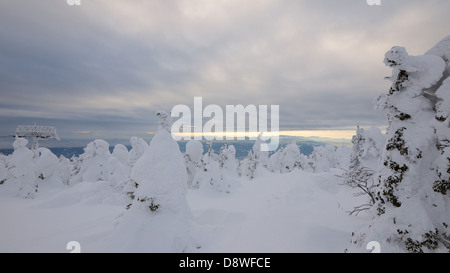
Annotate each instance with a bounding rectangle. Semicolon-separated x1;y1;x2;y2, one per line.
184;140;203;189
349;37;450;253
129;111;190;216
192;141;236;193
219;144;239;177
374;46;444;211
8;138;38;198
239;151;257;179
36;147;60;182
350;127;368;171
35;149;72;187
433;78;450;196
204;153;230;192
68;155;81;184
192;141;216;188
269;141;306;173
252;135;271;171
106;111;193;252
108;144;131;185
334;146;351;170
107;156;130;188
428;36;450;197
0;153;9;186
112;144;129;167
106;144;132;190
240;136;272;179
188;141;239;193
205;140;219;161
69;139;111;184
298;148;313;172
343;126;384;198
342;126;378;215
268;146;284;173
128;136;148;168
57;155;71;185
309;145;336;173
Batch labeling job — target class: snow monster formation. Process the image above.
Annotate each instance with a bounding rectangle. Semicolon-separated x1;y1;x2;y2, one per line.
348;35;450;253
102;111;193;252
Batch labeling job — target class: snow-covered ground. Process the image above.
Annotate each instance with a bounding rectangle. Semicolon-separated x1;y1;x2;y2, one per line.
188;169;367;253
0;167;367;253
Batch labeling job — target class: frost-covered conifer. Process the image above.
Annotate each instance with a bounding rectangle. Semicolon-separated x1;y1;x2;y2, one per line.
8;138;38;198
270;141;303;173
36;147;60;182
349;37;450;253
372;45;445;213
433;79;450;196
342;126;383;214
70;139;111;184
112;144;129;167
240;150;257;179
191;141;237;193
219;144;239;177
57;155;71;185
309;145;336;173
129;111;190;216
252;135;271;171
128;137;148;168
107;157;130;188
105;111;193;252
428;36;450;197
184;140;203;189
346;126;383;183
0;154;8;186
240;136;272;178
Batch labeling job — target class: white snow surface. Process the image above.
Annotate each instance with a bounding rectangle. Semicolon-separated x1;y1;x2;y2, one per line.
0;165;367;253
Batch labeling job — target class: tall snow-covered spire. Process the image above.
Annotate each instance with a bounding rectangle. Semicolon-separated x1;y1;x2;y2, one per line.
103;110;193;252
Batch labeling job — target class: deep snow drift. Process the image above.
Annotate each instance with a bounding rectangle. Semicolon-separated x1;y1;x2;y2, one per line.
0;165;367;253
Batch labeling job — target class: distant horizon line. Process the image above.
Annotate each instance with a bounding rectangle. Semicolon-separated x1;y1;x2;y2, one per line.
0;127;389;150
0;130;360;150
144;128;383;140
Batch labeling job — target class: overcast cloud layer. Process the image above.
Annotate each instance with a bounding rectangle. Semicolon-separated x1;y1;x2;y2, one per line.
1;0;449;146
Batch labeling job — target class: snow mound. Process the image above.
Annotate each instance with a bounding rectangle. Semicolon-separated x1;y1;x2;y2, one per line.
131;129;190;216
100;112;193;252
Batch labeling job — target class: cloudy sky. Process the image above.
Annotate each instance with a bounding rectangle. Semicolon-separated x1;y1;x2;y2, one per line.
1;0;449;148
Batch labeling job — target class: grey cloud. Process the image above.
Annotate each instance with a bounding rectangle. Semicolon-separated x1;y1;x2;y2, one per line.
0;0;449;142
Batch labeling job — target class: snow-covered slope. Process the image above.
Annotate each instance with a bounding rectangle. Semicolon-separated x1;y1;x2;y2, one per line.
0;167;365;253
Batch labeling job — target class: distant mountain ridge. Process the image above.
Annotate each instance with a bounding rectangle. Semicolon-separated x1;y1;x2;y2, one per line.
0;136;351;159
